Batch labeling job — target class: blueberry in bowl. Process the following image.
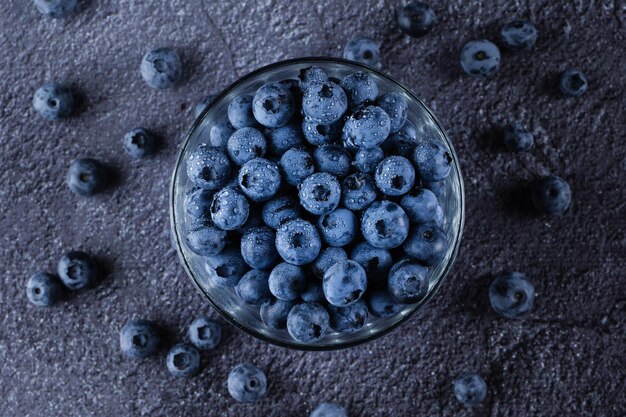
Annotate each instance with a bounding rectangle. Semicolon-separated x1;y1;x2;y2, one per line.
171;58;464;350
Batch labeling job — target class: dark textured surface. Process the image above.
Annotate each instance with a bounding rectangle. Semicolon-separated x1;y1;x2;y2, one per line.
1;1;625;416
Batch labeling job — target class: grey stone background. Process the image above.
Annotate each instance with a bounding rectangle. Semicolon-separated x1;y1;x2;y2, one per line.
1;0;625;416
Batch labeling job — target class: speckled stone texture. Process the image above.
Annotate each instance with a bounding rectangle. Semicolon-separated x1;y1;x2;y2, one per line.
1;0;625;416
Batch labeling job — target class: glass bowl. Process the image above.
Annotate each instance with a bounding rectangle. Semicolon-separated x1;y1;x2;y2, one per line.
170;57;464;350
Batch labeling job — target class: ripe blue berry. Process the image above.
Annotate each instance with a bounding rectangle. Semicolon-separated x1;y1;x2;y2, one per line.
280;148;315;186
266;121;305;157
560;69;588;97
531;175;571;215
210;121;236;148
375;155;416;196
240;227;279;270
323;260;367;307
205;247;249;287
353;146;385;173
194;94;216;118
350;242;393;288
238;158;282;202
503;123;534;151
400;188;439;224
185;219;227;257
302;117;341;146
119;319;160;359
328;299;369;333
377;92;408;133
188;316;221;350
34;0;77;18
361;200;410;249
262;195;301;229
275;219;322;265
460;40;501;77
269;262;306;301
227;363;267;403
453;373;487;406
340;72;379;107
26;272;63;307
403;223;448;266
33;82;73;120
341;173;378;211
387;260;429;303
313;145;352;178
302;82;348;125
500;20;537;51
228;94;257;128
317;208;357;247
397;2;437;38
287;302;330;342
301;278;325;303
227;127;267;166
260;298;297;329
57;251;97;290
299;172;341;215
383;119;418;158
367;289;405;317
167;343;201;378
123;127;156;158
186;144;231;190
343;37;381;68
210;187;249;230
489;272;535;319
310;403;348;417
412;140;452;181
66;158;107;196
342;106;391;149
140;48;182;89
236;270;272;305
311;247;348;279
253;83;295;128
298;66;329;91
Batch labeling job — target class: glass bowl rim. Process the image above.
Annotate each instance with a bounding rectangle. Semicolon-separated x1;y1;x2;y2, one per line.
170;56;465;351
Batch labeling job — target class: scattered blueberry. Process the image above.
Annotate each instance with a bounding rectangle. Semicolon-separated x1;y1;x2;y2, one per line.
302;81;348;125
266;121;305;157
353;146;385;174
33;82;74;120
186;144;231;190
236;270;272;305
26;272;63;307
123;127;156;158
361;200;410;249
34;0;77;18
489;272;535;319
210;121;236;148
367;290;405;317
260;298;296;329
57;251;97;290
453;373;487;406
240;227;279;270
560;69;588;97
403;223;448;266
262;195;301;229
275;219;322;265
323;260;367;307
387;260;429;303
205;247;249;287
377;92;408;133
227;363;267;403
350;242;393;288
185;218;227;257
397;1;437;38
228;94;257;128
503;123;534;151
342;105;391;149
313;145;352;178
253;83;295;128
412;140;452;181
119;319;160;359
302;117;341;146
340;72;379;107
298;66;329;91
375;155;416;196
310;403;348;417
280;148;315;186
341;173;378;211
311;247;348;279
188;315;222;350
317;208;357;247
299;172;341;215
140;47;182;89
301;278;325;303
238;158;282;202
328;299;369;333
227;127;267;166
269;262;306;301
400;188;439;224
210;187;250;230
530;175;571;215
66;158;107;196
500;20;537;52
166;343;201;378
460;40;501;77
343;37;381;68
287;302;330;342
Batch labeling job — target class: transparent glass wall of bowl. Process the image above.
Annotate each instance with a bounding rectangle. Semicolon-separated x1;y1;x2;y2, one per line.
172;59;463;349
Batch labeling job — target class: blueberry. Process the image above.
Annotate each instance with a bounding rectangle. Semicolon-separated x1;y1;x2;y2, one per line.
422;178;446;201
188;315;221;350
382;119;418;158
500;20;537;51
119;319;160;359
412;140;452;181
341;173;378;211
194;94;216;118
387;260;429;303
236;270;272;305
377;92;408;133
275;219;322;265
353;146;385;174
287;302;330;342
302;117;341;146
361;200;410;249
342;105;391;149
205;247;249;287
34;0;77;18
311;247;348;279
227;127;267;166
340;72;379;107
503;123;533;151
26;272;63;307
240;227;279;270
228;94;257;128
301;278;325;303
262;195;301;229
140;48;182;89
185;218;227;257
310;403;348;417
560;69;588;97
403;223;448;266
375;156;416;196
278;78;303;107
400;188;439;224
268;262;306;301
66;158;107;196
323;260;367;307
166;343;201;378
210;121;236;148
489;272;535;319
302;81;348;125
317;208;357;247
280;148;315;186
210;187;249;230
57;251;97;290
186;144;231;190
123;127;156;158
227;363;267;403
33;82;73;120
299;173;341;215
434;204;445;227
260;298;297;329
237;210;265;236
350;242;393;288
238;158;282;202
397;1;437;38
460;40;501;77
453;373;487;406
313;145;352;178
343;37;381;68
298;66;329;91
328;299;369;333
531;175;571;215
367;289;405;317
253;83;295;128
266;121;305;157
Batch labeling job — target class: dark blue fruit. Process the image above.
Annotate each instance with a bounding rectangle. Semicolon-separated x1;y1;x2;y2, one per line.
375;156;416;196
560;69;588;97
185;218;227;257
227;127;267;166
311;247;348;279
489;272;535;319
361;200;410;249
302;81;348;125
387;260;429;303
323;260;367;307
26;272;63;307
453;373;487;406
123;127;156;158
266;121;305;157
343;37;381;68
503;123;533;151
299;172;341;215
400;188;439;224
260;298;296;329
313;145;352;178
262;195;301;229
166;343;201;378
184;188;213;220
210;187;249;230
236;270;272;305
275;219;322;265
188;315;221;350
280;148;315;186
240;227;278;270
317;208;357;247
186;144;231;190
298;66;329;92
342;106;391;149
403;223;448;266
66;158;107;196
205;247;249;287
310;403;348;417
210;121;236;148
382;119;418;159
302;117;341;146
500;20;537;51
350;242;393;288
301;278;325;303
228;94;257;129
252;83;295;128
397;2;437;38
353;146;385;174
328;299;369;333
33;82;73;120
460;40;501;77
367;290;405;317
140;47;182;89
286;302;330;342
377;92;408;133
269;262;306;301
340;72;379;107
34;0;77;18
238;158;282;202
341;173;378;211
119;319;160;359
531;175;571;215
57;251;97;290
227;363;267;403
412;140;452;181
